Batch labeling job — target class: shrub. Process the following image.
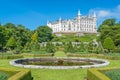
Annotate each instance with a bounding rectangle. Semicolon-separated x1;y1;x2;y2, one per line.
103;37;115;52
67;53;104;57
45;42;56;53
0;55;23;59
97;55;120;60
0;67;33;80
87;68;110;80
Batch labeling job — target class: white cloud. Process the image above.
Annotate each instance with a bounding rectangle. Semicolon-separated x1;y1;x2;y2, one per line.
97;10;110;18
89;5;120;27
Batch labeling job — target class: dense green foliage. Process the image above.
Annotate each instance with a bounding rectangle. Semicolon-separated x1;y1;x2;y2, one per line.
6;37;16;50
36;26;53;42
0;23;31;51
98;19;120;47
98;18;120;53
103;37;115;52
103;69;120;80
0;23;53;53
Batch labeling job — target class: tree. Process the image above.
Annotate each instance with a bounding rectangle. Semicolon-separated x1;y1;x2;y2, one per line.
30;31;39;51
6;37;16;50
98;18;120;47
0;26;7;50
102;18;115;26
36;26;53;42
15;25;31;47
31;31;38;42
103;37;115;53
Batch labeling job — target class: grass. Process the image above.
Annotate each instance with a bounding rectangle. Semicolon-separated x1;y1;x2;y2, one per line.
28;51;47;54
52;33;97;42
0;51;120;80
0;60;87;80
54;51;67;57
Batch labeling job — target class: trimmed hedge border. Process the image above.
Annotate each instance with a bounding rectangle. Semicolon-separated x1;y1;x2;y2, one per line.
0;67;33;80
0;53;52;59
87;68;120;80
97;56;120;60
67;53;120;60
0;55;23;59
87;68;110;80
67;53;104;57
22;53;52;57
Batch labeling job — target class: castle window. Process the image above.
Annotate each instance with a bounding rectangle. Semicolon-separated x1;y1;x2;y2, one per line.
68;23;71;30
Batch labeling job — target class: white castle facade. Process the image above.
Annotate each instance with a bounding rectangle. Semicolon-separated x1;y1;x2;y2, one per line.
47;10;97;36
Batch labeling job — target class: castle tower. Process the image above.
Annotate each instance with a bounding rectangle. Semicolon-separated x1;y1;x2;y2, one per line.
93;12;97;32
93;12;96;18
78;10;81;16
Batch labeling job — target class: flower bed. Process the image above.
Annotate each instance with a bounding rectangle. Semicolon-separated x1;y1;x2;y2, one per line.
0;71;8;80
101;69;120;80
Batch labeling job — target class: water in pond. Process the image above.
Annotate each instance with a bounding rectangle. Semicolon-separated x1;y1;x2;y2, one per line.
15;58;104;66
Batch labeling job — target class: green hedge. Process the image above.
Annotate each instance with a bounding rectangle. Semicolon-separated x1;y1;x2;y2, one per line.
87;68;110;80
97;56;120;60
0;55;23;59
33;54;52;57
67;53;104;57
0;67;33;80
67;53;120;60
22;53;52;57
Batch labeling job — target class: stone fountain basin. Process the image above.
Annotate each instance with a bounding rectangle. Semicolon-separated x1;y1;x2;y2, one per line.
10;57;109;69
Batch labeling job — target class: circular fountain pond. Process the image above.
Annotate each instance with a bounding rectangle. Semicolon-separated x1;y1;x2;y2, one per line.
10;57;109;69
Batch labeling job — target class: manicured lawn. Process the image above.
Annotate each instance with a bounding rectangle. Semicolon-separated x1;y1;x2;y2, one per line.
54;51;67;57
0;53;120;80
0;60;86;80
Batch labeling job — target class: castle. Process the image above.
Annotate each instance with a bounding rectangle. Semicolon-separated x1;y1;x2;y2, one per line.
47;10;97;36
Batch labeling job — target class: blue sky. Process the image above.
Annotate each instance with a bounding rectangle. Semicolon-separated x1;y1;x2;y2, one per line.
0;0;120;30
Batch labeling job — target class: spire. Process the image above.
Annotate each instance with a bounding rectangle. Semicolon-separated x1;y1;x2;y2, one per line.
93;12;96;17
47;20;49;24
59;17;62;21
78;10;81;16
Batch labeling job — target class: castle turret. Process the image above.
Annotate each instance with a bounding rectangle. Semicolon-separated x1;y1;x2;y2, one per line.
59;17;62;21
93;12;96;18
78;10;81;16
77;10;81;20
93;12;97;32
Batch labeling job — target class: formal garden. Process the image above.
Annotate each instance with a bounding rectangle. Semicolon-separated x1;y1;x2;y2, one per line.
0;19;120;80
